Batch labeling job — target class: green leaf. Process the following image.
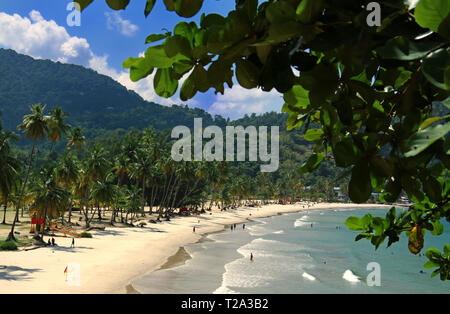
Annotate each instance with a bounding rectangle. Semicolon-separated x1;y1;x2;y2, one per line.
298;153;324;174
394;70;413;89
430;220;444;236
174;22;197;45
235;59;260;89
424;260;439;269
266;1;296;24
164;35;192;59
145;34;170;44
296;0;324;24
403;121;450;157
349;162;372;203
333;139;358;167
145;46;176;68
419;116;444;130
192;65;209;93
180;74;197;101
154;68;178;98
284;85;310;109
423;176;443;203
122;57;154;82
377;36;441;61
422;48;450;90
444;244;450;258
425;247;441;260
286;113;304;131
414;0;450;33
174;0;204;18
345;216;365;231
304;129;324;141
145;0;156;17
200;13;226;28
163;0;175;11
370;156;395;177
105;0;130;10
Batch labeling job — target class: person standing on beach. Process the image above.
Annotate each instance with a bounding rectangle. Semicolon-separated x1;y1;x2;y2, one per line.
193;226;196;233
243;224;245;230
250;253;254;262
71;238;75;248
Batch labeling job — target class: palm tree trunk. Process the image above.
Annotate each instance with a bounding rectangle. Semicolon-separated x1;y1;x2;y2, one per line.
141;176;146;217
112;176;122;225
7;141;36;241
40;208;48;241
2;198;8;224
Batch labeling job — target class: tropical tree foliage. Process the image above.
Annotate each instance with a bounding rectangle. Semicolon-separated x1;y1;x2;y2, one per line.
75;0;450;279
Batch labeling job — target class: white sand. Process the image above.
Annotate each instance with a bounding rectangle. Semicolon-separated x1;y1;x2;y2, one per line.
0;202;390;294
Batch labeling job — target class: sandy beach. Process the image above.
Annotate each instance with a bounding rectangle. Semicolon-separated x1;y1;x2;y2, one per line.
0;202;391;294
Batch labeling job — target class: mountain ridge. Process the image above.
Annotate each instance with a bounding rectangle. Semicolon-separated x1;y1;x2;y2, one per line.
0;48;227;137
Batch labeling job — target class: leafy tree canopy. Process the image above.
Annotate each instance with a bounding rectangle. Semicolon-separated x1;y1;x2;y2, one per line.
77;0;450;279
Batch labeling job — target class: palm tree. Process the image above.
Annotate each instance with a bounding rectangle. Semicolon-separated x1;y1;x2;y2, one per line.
0;128;22;224
130;147;152;216
67;127;85;150
29;165;70;241
111;154;130;224
8;104;50;241
55;153;80;224
125;185;141;225
91;174;117;221
77;146;110;227
48;107;71;156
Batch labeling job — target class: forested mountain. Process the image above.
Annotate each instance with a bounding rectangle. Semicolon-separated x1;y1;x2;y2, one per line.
0;48;220;138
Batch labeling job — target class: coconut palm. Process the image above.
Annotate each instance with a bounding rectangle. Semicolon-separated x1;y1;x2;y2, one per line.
48;107;71;156
130;147;152;216
29;165;70;240
125;185;141;225
111;154;130;223
67;126;85;150
8;104;50;241
55;153;80;224
91;174;117;221
0;128;22;224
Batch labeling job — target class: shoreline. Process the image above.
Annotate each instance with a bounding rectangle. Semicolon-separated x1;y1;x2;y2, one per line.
0;202;392;294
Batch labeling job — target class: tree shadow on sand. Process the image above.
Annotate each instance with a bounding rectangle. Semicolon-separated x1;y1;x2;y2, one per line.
0;265;41;281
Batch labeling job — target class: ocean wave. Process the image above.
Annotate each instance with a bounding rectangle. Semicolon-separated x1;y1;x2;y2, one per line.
294;215;311;227
247;225;272;236
213;285;240;294
273;230;284;234
342;269;360;283
302;272;316;281
219;258;275;289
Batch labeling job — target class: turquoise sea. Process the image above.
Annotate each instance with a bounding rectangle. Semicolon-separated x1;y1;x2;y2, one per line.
132;207;450;294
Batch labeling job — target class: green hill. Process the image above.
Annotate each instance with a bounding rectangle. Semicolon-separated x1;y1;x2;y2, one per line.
0;48;219;139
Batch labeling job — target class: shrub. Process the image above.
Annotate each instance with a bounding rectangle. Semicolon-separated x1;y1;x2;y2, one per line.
0;241;18;251
80;232;92;238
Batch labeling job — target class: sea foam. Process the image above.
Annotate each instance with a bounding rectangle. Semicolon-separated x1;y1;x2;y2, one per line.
302;272;316;281
342;270;360;283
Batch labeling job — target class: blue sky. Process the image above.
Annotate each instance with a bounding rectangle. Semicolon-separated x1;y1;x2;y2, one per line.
0;0;283;119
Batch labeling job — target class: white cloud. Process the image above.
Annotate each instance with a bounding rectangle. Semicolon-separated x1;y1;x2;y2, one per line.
0;10;95;66
105;12;138;37
209;84;283;119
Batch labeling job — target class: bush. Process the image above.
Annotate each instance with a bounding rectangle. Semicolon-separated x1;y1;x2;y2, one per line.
80;232;92;238
0;241;18;251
